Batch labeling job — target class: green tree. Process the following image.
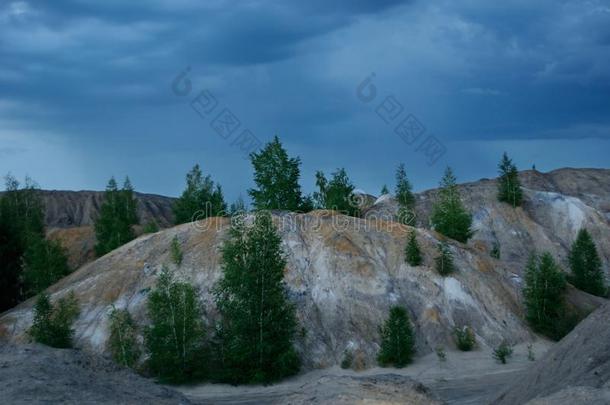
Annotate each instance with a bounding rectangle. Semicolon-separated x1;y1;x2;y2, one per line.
453;326;476;351
249;136;304;211
497;152;523;207
108;307;140;368
145;267;206;383
94;177;140;257
430;167;473;243
380;185;390;195
395;164;416;225
173;165;227;225
142;221;160;234
435;242;455;276
0;175;46;311
29;292;79;348
314;168;359;217
214;211;300;384
569;228;605;297
170;236;183;266
405;231;422;266
523;252;568;340
22;237;70;296
229;196;247;216
377;306;415;368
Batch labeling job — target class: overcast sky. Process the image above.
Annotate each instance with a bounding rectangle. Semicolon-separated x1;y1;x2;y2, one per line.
1;0;609;201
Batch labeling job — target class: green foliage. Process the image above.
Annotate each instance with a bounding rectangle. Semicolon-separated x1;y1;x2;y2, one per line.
214;211;300;384
29;292;79;348
22;237;71;297
492;341;513;364
0;175;46;311
229;196;247;216
299;194;315;213
173;164;227;225
568;228;605;297
435;243;455;276
108;307;140;368
313;168;359;217
490;242;501;259
377;306;415;368
249;136;304;211
523;252;569;340
405;231;423;266
430;167;473;243
527;344;535;361
497;152;523;207
142;221;160;234
170;236;183;266
395;164;415;225
94;177;139;257
454;326;476;351
340;350;354;369
435;345;447;362
145;267;206;383
380;185;390;195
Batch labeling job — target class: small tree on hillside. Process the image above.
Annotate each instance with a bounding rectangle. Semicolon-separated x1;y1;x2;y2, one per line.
314;168;359;217
431;167;473;243
405;231;422;266
395;164;416;225
435;242;455;276
380;185;390;195
94;177;139;257
249;136;304;211
108;307;140;368
170;236;183;266
29;292;79;348
497;152;523;207
22;237;71;297
523;252;568;340
377;306;415;368
214;211;300;384
173;164;227;225
145;267;205;383
569;228;606;297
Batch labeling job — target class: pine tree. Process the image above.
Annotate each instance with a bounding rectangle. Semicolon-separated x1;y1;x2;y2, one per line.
523;252;568;340
173;165;227;225
377;306;415;368
108;307;140;368
94;177;139;257
22;237;70;297
29;292;79;348
380;185;390;195
497;152;523;207
405;231;422;266
249;136;303;211
229;196;247;216
214;211;300;384
314;168;359;217
569;228;605;297
430;167;473;243
170;236;183;266
145;267;206;383
435;242;454;276
396;164;416;225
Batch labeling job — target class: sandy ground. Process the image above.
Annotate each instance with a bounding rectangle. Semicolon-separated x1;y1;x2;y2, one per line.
177;341;551;404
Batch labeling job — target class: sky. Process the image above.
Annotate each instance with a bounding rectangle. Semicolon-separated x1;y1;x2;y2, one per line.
1;0;609;201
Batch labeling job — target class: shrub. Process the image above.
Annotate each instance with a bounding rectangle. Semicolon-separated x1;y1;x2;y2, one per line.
378;306;415;368
142;221;159;234
527;344;535;361
405;231;423;266
29;292;79;348
341;350;354;370
453;326;476;351
435;243;455;276
493;342;513;364
435;345;447;362
170;236;183;266
490;242;501;259
108;307;140;368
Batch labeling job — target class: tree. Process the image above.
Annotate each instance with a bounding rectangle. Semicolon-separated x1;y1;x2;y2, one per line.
523;252;568;340
108;307;140;368
170;236;183;266
249;136;304;212
435;242;454;276
214;211;300;384
229;196;247;216
569;228;605;297
0;175;46;311
377;306;415;368
22;237;70;297
380;185;389;195
493;341;513;364
173;165;227;225
430;167;473;243
313;168;359;217
405;231;422;266
145;267;206;383
395;164;415;225
453;326;476;351
497;152;523;207
94;177;140;257
29;292;79;348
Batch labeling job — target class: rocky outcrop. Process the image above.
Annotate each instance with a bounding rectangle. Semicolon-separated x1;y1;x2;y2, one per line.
493;302;610;404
